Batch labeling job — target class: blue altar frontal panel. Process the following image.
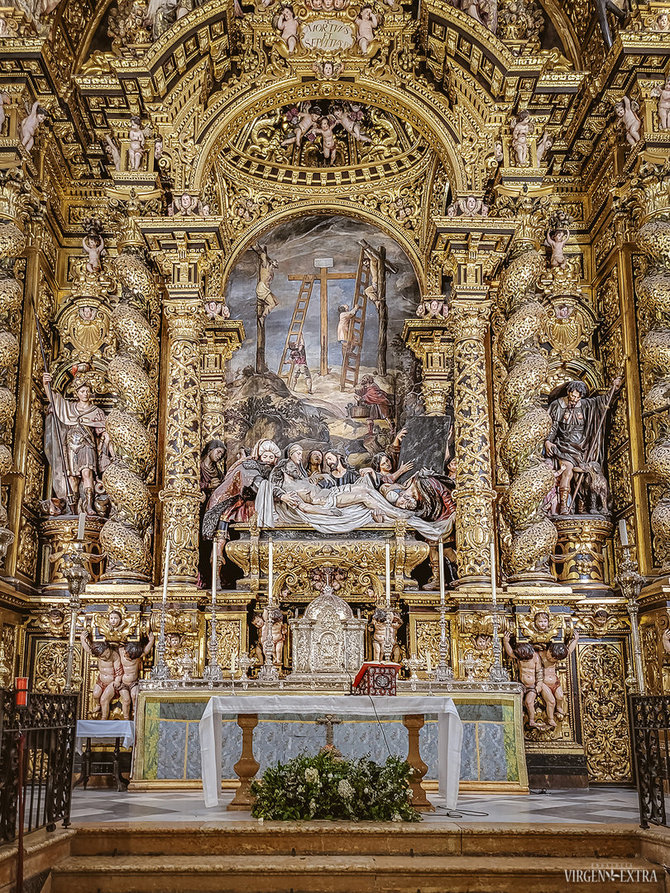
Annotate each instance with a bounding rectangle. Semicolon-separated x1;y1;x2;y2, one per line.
137;694;524;787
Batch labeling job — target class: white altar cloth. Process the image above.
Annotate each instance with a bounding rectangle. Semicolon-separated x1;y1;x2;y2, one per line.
76;720;135;749
199;695;462;809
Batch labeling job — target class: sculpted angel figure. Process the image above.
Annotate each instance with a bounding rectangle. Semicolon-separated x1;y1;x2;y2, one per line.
82;225;105;273
80;632;121;720
20;101;48;152
282;103;319;148
0;93;10;135
510;109;533;166
614;97;641;146
118;634;155;719
537;631;579;728
355;5;378;53
536;130;553;163
145;0;178;37
370;608;402;662
504;632;543;729
104;134;122;171
652;76;670;130
331;104;371;142
128;115;148;171
252;607;287;666
317;115;338;164
276;4;299;53
545;213;571;268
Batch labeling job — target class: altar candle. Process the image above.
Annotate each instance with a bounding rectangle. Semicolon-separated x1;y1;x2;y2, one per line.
268;539;274;604
426;652;432;676
619;518;629;547
15;677;28;708
490;539;497;608
231;649;237;677
438;541;445;607
162;538;171;605
212;542;218;605
77;511;86;542
385;543;391;607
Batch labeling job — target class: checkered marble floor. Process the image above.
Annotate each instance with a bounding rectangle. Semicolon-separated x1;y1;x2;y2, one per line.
69;786;643;826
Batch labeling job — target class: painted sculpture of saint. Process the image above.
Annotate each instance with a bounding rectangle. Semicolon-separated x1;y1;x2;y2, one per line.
544;377;622;515
202;439;282;548
43;371;111;515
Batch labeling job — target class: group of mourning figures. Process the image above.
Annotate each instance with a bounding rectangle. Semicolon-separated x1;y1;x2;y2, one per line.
41;365;621;556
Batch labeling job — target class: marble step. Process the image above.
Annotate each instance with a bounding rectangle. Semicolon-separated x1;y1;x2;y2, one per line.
51;853;665;893
70;822;642;859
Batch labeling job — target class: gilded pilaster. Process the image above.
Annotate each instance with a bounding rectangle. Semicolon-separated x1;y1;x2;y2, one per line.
633;161;670;571
0;171;34;571
160;299;205;584
451;301;495;584
6;214;42;580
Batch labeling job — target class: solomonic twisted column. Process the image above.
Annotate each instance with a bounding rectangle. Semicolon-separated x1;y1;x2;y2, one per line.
498;237;557;582
635;161;670;563
100;216;159;580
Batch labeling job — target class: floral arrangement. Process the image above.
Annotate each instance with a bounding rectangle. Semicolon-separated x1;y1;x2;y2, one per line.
250;750;421;822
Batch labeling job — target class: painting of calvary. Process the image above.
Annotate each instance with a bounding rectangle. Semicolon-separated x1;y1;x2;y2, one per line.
223;214;427;464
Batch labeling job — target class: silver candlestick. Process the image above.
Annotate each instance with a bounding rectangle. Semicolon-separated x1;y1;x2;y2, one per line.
203;614;224;684
383;606;394;662
257;606;280;682
203;534;223;684
62;551;89;692
239;653;254;690
488;607;510;683
617;543;646;694
434;601;454;682
488;539;510;683
150;595;171;682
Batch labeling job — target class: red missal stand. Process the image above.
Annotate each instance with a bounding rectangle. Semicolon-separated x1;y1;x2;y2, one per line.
352;661;401;696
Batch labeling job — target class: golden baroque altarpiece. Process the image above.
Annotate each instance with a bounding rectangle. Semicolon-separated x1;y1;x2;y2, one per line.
0;0;668;788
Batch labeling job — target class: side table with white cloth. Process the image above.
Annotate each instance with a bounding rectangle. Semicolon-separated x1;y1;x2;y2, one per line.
75;720;135;792
199;695;462;811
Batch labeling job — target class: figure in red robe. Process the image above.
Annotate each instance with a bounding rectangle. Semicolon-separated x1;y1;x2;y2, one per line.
354;374;392;419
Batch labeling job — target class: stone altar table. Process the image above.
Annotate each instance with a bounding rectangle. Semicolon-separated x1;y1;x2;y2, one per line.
131;684;528;795
198;694;462;810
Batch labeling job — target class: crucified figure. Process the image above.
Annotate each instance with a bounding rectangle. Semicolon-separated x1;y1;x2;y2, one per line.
361;242;396;377
252;243;279;373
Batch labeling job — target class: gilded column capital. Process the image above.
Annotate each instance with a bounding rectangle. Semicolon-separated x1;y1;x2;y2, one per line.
163;298;206;342
450;301;491;343
402;317;452;416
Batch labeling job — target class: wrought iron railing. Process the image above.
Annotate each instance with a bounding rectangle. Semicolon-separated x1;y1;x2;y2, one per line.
0;688;78;843
630;694;670;828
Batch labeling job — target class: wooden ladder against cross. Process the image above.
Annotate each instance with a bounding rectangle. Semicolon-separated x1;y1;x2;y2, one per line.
277;275;316;378
339;247;370;392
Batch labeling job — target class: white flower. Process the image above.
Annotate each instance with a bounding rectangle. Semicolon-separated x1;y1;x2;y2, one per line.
309;798;317;815
391;813;402;822
305;767;319;784
338;778;355;800
258;817;264;825
363;787;369;794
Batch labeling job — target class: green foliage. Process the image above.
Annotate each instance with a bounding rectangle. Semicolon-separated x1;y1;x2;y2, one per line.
250;750;421;822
